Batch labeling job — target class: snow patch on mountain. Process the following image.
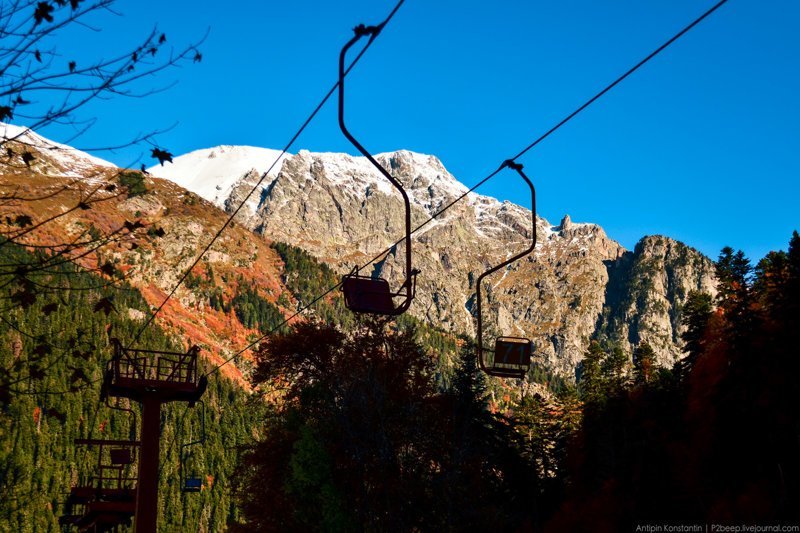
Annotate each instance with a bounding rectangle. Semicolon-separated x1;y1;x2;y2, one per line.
147;145;290;209
1;122;115;178
297;150;396;198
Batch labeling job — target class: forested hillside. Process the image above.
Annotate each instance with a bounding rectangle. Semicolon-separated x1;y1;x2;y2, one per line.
0;241;262;531
0;236;470;531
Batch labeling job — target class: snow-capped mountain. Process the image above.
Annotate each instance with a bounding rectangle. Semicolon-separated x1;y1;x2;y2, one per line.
148;144;717;374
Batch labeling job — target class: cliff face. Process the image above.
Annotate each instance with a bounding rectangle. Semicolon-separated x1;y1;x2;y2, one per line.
597;235;718;367
151;147;716;377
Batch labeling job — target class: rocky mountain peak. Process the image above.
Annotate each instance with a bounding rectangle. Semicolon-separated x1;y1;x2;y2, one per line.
383;149;444;175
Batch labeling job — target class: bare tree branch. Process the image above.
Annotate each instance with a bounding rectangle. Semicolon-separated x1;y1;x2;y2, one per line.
0;0;203;399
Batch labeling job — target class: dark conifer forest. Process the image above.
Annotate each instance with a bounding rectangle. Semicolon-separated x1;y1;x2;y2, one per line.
0;241;263;531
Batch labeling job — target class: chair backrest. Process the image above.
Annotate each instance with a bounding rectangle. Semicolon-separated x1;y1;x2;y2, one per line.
109;448;132;465
342;276;395;314
494;337;532;367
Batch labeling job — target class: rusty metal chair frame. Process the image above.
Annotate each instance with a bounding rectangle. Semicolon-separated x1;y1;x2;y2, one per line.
475;161;537;379
78;438;140;492
110;340;198;385
337;24;419;316
61;438;139;530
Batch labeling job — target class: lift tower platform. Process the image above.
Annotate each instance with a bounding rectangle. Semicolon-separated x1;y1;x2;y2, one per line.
102;340;207;533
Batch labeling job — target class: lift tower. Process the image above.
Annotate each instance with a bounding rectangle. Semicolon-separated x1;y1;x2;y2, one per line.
102;339;207;532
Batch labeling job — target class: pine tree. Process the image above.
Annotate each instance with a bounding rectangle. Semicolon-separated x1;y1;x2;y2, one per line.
633;341;656;385
715;247;754;346
753;251;792;328
680;290;713;376
785;231;800;330
452;342;488;413
601;344;630;394
578;341;607;406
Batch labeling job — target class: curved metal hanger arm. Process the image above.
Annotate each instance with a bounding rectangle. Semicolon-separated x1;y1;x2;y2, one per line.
180;400;206;487
181;400;206;451
105;395;137;442
476;160;537;375
338;25;416;312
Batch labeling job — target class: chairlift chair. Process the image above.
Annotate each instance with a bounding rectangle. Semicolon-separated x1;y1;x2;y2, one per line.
338;24;419;316
180;400;206;494
183;477;203;493
475;161;537;379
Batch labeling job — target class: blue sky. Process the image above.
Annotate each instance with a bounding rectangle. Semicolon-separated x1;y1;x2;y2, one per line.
42;0;799;262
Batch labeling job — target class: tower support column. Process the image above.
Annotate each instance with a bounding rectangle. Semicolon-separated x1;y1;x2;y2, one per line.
135;395;162;533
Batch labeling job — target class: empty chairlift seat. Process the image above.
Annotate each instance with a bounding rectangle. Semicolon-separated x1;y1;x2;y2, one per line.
181;400;207;495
